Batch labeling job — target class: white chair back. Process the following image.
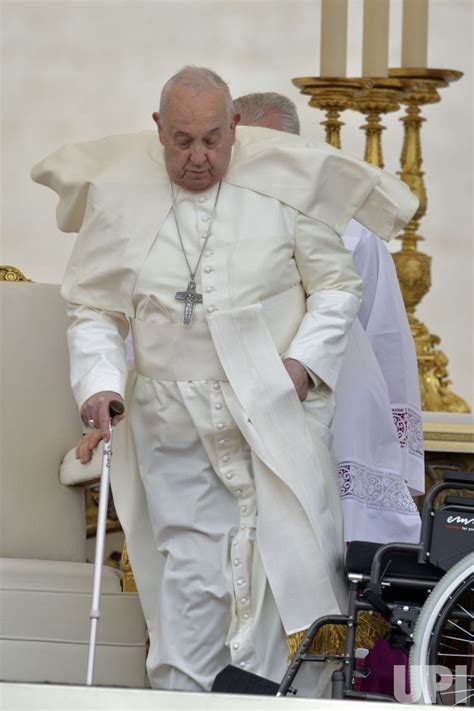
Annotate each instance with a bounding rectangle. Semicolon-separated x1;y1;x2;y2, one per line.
1;283;85;561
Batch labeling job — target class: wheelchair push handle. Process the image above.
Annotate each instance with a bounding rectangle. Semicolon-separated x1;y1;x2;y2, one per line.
441;471;473;485
418;470;473;566
422;471;474;516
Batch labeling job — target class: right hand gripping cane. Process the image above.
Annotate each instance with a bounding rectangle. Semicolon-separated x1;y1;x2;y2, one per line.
86;400;125;686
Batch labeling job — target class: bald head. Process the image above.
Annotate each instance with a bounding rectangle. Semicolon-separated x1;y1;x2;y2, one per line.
159;66;234;122
153;67;239;192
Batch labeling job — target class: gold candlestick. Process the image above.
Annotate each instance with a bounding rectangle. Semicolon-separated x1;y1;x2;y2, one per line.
292;77;364;148
293;69;469;413
351;79;406;168
292;77;405;162
389;68;468;413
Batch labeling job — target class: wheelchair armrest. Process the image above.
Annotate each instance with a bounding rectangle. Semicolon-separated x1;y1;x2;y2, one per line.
442;471;474;485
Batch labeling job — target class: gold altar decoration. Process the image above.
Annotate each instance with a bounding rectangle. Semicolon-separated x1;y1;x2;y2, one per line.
292;68;469;413
350;78;405;168
85;485;122;538
121;542;138;592
85;483;136;584
0;265;32;282
389;68;468;413
292;76;405;158
292;78;363;148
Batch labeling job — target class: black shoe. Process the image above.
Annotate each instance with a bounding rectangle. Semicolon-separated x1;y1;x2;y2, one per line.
211;665;280;695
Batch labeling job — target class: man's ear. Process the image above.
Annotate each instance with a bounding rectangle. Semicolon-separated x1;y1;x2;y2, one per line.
230;112;240;141
152;112;164;144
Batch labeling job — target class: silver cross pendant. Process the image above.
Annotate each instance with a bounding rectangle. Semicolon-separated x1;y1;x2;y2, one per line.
175;280;203;326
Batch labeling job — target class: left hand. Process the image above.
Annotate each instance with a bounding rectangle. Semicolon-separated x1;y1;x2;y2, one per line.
76;430;104;465
283;358;310;401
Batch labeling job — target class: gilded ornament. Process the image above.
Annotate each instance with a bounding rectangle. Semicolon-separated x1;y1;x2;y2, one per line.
292;78;364;149
0;265;32;282
389;69;469;412
292;69;469;413
121;542;138;592
392;250;431;309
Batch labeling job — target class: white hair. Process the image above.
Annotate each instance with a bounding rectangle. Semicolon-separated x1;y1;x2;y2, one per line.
160;66;234;119
233;92;301;135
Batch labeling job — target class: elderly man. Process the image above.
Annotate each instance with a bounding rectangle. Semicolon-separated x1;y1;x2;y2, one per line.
234;92;424;545
78;91;423;544
32;67;417;693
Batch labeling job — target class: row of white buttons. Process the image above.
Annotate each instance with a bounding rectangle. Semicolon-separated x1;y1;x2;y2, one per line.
209;380;254;670
201;239;218;329
203;244;217;311
195;191;212;241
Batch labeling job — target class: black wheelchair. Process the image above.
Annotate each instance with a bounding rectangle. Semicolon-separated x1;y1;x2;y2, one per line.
277;471;474;705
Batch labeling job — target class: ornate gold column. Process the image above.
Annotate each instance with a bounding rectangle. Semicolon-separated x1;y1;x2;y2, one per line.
292;69;469;413
352;79;405;169
292;78;364;149
388;68;468;412
292;77;406;162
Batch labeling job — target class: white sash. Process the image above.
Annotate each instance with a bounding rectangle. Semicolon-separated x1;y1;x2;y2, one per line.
208;303;347;634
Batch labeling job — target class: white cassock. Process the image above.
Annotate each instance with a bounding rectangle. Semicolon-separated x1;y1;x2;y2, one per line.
331;222;424;544
32;127;418;692
115;219;424;549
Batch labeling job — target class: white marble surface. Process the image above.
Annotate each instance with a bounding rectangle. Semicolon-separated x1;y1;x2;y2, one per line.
0;683;421;711
423;411;474;426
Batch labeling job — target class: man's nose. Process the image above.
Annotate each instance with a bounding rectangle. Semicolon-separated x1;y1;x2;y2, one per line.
189;145;207;165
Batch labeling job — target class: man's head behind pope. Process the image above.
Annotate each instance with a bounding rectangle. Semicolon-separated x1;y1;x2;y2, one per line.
152;66;239;192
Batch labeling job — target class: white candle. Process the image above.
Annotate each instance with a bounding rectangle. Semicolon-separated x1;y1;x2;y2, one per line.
320;0;348;77
362;0;390;77
402;0;429;68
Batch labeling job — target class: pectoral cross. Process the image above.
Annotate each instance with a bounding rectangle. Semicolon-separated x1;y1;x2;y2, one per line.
175;280;203;326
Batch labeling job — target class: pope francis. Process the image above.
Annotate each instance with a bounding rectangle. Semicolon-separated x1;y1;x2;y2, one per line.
32;66;418;694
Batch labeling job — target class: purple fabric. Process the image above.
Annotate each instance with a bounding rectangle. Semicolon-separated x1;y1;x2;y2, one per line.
359;639;409;696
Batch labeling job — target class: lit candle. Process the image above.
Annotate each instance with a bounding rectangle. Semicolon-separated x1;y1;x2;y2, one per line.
402;0;429;68
362;0;390;77
320;0;348;77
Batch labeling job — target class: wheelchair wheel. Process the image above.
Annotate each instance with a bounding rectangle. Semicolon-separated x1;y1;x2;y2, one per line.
409;552;474;705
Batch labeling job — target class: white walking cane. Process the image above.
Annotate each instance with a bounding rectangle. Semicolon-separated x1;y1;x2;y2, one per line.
86;400;124;686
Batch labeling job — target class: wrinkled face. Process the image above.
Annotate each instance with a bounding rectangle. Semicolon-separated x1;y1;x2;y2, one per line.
154;86;239;192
